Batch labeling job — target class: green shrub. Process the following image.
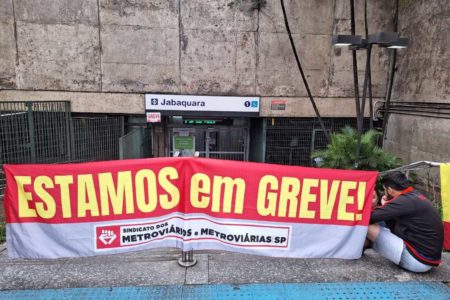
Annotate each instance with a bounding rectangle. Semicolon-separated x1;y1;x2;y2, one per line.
312;127;401;193
312;126;400;171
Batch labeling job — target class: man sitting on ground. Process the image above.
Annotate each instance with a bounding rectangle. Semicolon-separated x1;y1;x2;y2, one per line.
367;171;444;272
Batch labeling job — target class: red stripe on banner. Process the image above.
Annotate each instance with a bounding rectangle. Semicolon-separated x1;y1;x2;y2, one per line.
4;157;378;227
444;221;450;251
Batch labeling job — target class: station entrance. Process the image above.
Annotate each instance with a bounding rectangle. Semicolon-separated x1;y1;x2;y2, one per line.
166;117;249;161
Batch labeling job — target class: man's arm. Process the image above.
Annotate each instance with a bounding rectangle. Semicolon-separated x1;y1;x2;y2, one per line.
370;196;415;224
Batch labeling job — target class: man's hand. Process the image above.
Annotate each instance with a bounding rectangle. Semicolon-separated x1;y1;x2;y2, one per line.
380;195;388;206
372;193;379;209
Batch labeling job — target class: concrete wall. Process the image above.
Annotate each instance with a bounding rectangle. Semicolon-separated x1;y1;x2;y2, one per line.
0;0;395;117
384;0;450;164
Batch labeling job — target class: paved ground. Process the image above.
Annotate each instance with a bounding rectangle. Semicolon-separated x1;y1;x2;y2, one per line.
0;243;449;291
1;282;450;299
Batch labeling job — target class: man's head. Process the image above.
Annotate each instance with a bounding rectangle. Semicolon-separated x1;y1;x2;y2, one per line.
381;171;410;199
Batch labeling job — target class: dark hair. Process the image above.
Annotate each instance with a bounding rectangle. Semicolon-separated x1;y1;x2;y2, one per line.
381;171;410;191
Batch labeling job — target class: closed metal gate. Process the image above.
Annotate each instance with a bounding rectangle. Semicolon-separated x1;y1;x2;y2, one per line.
0;101;71;198
0;102;124;198
168;126;248;161
265;117;371;166
72;117;123;162
0;101;126;244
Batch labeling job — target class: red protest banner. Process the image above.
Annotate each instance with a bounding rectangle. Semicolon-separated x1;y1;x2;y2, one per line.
4;158;377;259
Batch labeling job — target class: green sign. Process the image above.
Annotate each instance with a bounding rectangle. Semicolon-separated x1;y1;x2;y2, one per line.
173;136;195;151
182;119;233;126
184;119;217;125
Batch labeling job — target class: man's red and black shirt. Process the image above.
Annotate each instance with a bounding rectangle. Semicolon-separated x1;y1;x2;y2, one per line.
370;187;444;266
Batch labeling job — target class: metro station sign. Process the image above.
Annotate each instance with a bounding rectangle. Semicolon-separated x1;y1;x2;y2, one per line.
145;94;260;116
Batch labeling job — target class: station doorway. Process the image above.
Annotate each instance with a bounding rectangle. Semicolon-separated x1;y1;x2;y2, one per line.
167;117;249;161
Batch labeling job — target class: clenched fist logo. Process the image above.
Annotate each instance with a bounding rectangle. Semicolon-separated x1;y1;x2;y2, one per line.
99;230;117;245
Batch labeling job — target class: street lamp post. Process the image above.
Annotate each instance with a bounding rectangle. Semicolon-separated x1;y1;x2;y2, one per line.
332;32;409;168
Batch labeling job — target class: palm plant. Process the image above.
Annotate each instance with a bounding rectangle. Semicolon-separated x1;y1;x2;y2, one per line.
312;126;400;171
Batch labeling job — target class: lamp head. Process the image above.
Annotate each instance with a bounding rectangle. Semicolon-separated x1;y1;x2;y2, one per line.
332;35;363;47
386;37;410;49
349;39;368;50
368;32;399;44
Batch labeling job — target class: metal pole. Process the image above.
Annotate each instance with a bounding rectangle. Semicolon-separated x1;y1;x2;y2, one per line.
178;249;197;267
65;102;72;162
26;102;36;163
350;0;361;132
364;0;374;130
355;45;372;168
380;161;443;176
177;150;197;267
381;0;400;144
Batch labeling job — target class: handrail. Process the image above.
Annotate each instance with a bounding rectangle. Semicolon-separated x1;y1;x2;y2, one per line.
380;161;445;176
